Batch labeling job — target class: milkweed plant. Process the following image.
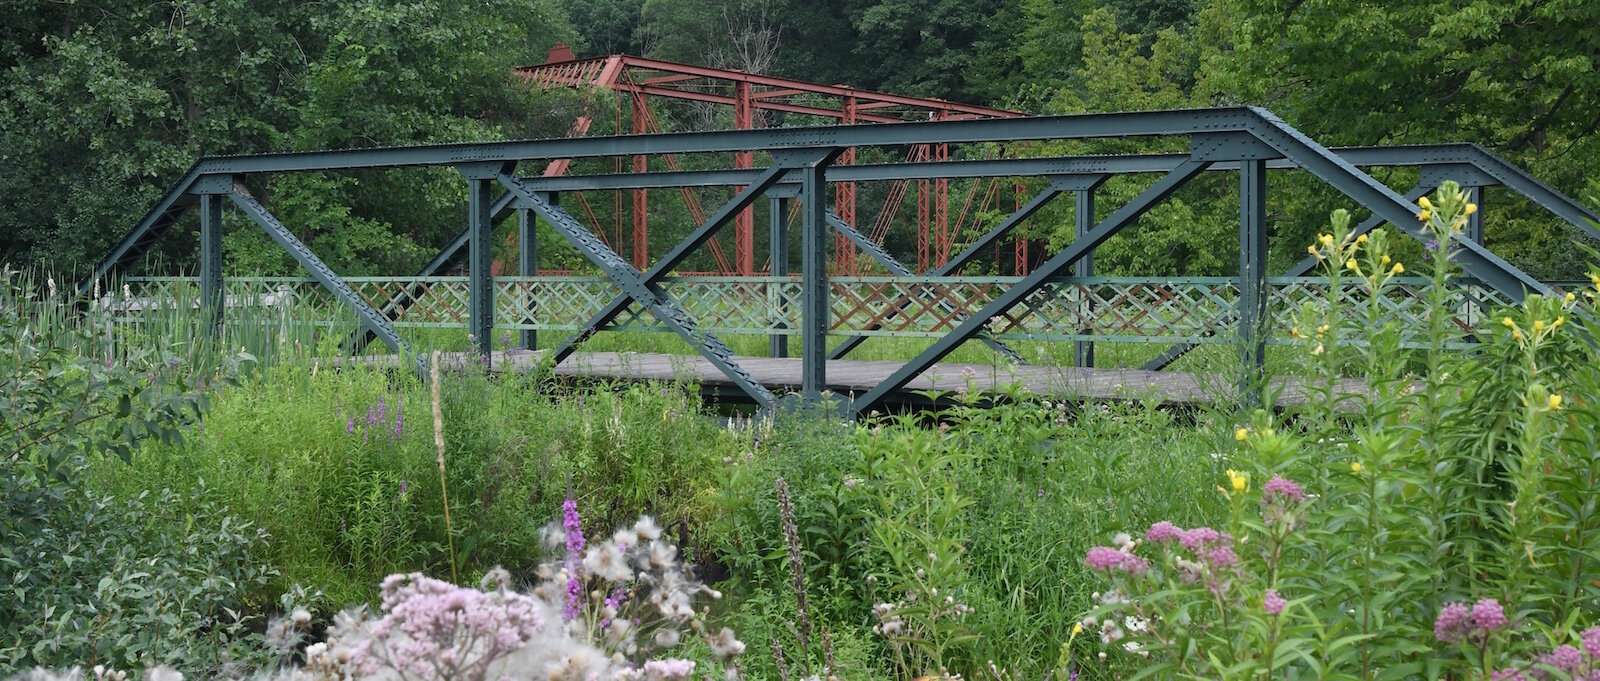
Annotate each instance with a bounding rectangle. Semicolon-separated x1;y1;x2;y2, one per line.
1074;182;1600;680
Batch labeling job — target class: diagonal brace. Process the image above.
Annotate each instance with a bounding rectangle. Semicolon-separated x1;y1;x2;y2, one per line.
850;158;1212;415
226;183;422;372
546;152;837;365
824;211;1027;364
498;173;784;408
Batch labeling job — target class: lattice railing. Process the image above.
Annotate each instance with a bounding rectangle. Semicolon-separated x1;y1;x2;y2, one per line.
116;275;1530;347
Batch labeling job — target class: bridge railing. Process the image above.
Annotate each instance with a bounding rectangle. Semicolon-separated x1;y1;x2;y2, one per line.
114;275;1528;350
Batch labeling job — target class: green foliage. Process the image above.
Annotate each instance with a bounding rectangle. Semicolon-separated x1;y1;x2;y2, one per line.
99;364;738;605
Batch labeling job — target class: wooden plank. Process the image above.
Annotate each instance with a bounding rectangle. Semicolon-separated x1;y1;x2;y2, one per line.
341;350;1371;408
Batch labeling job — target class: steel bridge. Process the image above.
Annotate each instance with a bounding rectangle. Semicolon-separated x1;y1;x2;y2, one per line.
85;107;1600;415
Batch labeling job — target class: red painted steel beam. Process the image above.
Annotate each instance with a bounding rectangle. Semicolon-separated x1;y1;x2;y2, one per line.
735;81;754;275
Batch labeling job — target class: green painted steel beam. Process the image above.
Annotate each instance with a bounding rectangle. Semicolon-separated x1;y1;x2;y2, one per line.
225;184;421;372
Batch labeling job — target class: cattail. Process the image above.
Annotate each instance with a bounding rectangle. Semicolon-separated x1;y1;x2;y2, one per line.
775;477;812;672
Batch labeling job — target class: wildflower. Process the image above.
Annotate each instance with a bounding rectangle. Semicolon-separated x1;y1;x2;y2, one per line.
1419;196;1433;210
1435;602;1472;642
1235;427;1249;441
1534;319;1545;333
1350;461;1363;474
1084;546;1129;572
1346;259;1360;273
1307;244;1321;258
1471;598;1508;630
1503;316;1516;328
1179;527;1222;551
1263;475;1307;502
1356;234;1368;244
1465;202;1477;215
563;499;585;558
1263;590;1286;616
1549;394;1563;410
1569;292;1579;304
1072;623;1084;636
1226;469;1249;493
1145;521;1184;543
1390;263;1404;275
1205;545;1239;568
1417;209;1432;222
641;659;695;680
1541;645;1584;672
1582;626;1600;658
347;418;355;435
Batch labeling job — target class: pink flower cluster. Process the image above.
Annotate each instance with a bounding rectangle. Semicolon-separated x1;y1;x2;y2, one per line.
1262;476;1307;502
352;572;544;680
1435;598;1510;644
1084;546;1149;576
1262;590;1286;616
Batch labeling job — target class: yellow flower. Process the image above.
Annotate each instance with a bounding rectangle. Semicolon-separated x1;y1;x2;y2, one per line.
1464;202;1477;215
1418;209;1432;222
1566;292;1577;304
1072;623;1084;636
1312;342;1325;356
1549;394;1563;410
1553;316;1565;328
1319;234;1334;247
1381;255;1391;265
1226;469;1250;493
1502;316;1516;328
1307;244;1321;258
1390;263;1404;275
1351;461;1363;474
1419;196;1434;210
1534;319;1545;333
1513;329;1525;341
1346;259;1360;272
1235;427;1249;441
1356;234;1369;244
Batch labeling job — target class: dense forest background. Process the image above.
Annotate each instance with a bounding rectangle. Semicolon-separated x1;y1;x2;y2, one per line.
2;0;1597;279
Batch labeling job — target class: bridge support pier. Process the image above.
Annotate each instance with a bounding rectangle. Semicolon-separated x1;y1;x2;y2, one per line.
467;175;497;356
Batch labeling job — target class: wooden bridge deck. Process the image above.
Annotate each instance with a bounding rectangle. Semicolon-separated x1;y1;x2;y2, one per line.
352;350;1369;407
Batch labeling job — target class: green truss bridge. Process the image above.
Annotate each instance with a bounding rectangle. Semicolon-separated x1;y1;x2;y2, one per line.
86;107;1599;415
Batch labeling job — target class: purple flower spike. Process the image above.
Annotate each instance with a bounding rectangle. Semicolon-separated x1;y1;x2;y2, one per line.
348;418;356;435
399;480;408;497
377;396;386;421
562;499;585;559
367;405;378;426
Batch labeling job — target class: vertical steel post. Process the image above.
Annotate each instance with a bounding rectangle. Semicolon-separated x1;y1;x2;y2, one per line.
199;192;225;335
1239;159;1269;399
1466;185;1485;244
632;93;649;270
468;177;495;355
801;161;829;400
1074;188;1095;368
518;195;544;351
770;196;790;358
734;81;755;275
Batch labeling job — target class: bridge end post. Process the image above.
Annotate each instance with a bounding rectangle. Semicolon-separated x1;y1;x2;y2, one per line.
198;191;226;338
1239;158;1269;404
800;158;830;401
